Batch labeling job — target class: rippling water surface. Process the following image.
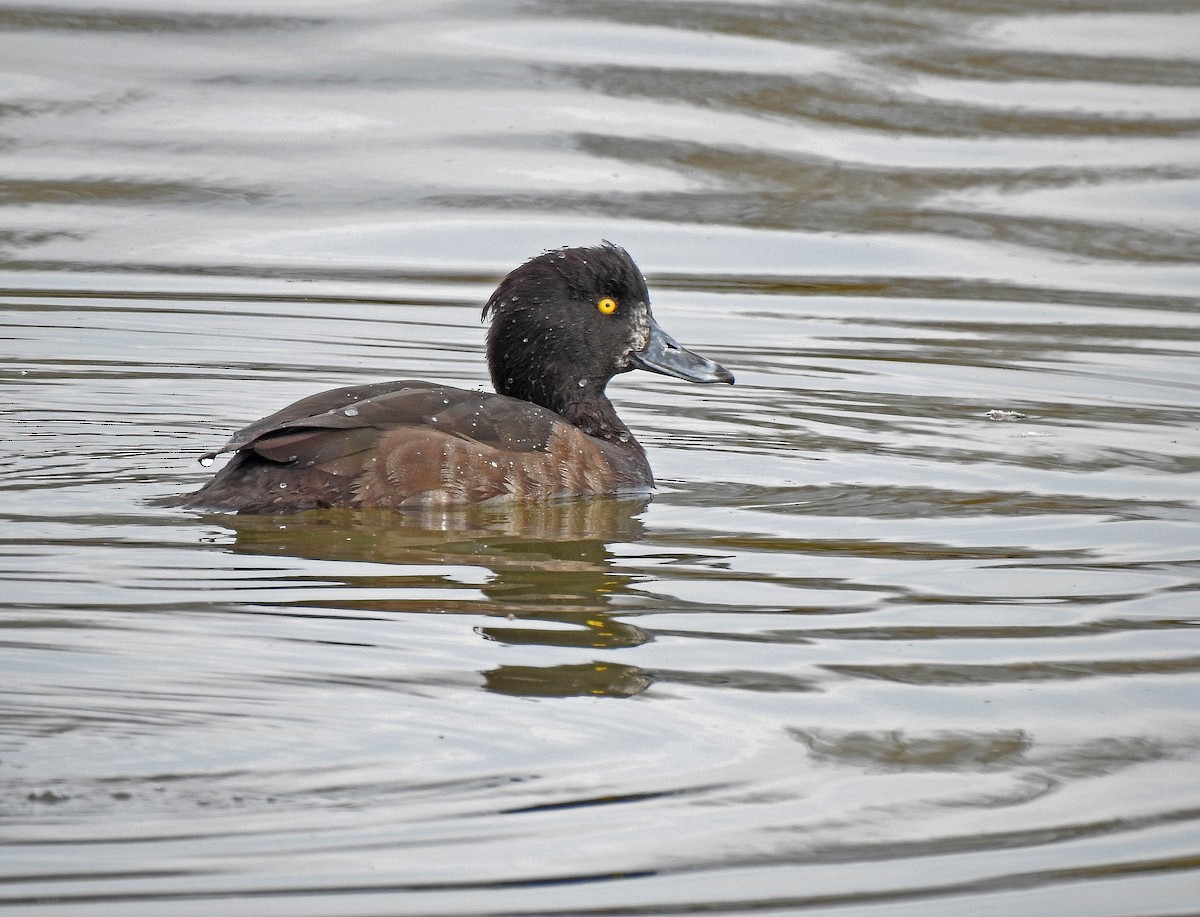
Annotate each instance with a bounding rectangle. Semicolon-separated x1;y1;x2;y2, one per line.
3;1;1200;915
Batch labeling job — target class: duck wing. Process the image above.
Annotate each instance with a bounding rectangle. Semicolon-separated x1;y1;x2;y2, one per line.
211;381;562;465
182;381;645;511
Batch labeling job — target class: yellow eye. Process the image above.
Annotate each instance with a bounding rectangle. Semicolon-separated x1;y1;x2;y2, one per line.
597;297;617;315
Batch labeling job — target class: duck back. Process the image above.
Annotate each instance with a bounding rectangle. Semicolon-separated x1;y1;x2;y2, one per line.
172;380;652;513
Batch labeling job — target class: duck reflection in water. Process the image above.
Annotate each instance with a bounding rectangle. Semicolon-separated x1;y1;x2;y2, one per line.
217;498;655;698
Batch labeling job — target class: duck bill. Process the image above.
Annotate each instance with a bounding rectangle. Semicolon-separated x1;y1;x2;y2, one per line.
630;317;734;384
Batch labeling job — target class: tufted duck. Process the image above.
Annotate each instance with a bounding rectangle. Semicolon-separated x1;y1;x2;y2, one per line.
168;243;733;512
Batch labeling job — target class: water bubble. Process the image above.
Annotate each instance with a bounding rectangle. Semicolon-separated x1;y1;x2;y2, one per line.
278;482;288;489
617;432;630;443
198;455;215;467
343;406;359;417
577;378;588;387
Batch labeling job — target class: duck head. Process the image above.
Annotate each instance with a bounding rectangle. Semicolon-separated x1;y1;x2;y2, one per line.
482;243;733;416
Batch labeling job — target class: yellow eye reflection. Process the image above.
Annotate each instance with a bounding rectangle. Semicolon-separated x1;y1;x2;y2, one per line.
596;297;618;315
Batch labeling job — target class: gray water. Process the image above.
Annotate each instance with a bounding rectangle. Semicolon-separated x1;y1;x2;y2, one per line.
3;1;1200;915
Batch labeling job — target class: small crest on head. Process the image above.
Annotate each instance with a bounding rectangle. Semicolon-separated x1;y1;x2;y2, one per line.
482;242;648;322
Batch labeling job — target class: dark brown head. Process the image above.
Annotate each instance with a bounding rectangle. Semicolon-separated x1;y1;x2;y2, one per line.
482;243;733;427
